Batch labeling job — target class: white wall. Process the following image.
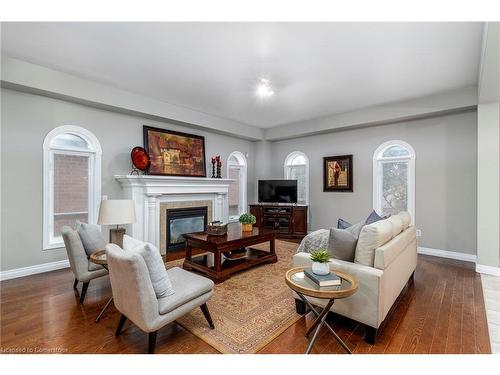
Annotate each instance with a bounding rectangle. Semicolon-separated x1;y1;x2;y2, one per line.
265;111;478;255
0;88;256;271
476;22;500;273
477;103;500;268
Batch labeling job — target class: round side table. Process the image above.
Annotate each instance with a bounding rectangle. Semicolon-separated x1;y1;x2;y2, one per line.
285;266;359;354
89;250;113;323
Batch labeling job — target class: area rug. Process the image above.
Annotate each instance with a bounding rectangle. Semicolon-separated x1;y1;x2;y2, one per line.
167;240;301;354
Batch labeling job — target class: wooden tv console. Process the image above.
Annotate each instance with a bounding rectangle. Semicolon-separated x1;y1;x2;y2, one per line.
249;204;308;240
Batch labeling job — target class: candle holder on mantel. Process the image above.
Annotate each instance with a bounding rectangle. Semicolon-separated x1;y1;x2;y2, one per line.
216;155;222;178
211;155;222;178
211;156;217;178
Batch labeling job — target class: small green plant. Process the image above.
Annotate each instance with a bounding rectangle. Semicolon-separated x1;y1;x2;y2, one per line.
238;213;256;225
310;249;330;263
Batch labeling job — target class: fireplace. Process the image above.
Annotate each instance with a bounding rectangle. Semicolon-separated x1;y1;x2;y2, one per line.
166;206;208;252
115;175;232;255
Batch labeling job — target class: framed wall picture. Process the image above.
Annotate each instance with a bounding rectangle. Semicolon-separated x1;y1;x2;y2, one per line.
143;126;206;177
323;155;353;192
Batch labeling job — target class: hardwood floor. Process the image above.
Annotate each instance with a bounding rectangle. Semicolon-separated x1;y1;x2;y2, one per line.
0;254;490;354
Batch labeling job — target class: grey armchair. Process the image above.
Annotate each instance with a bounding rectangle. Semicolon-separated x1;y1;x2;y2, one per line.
106;243;215;353
61;226;108;303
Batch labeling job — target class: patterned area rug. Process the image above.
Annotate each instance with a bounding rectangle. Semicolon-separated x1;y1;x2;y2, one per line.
168;240;301;354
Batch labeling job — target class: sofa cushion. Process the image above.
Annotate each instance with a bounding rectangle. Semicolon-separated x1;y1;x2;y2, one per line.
158;267;214;315
374;226;416;270
398;211;411;230
355;218;393;266
76;221;107;257
365;210;384;225
386;214;404;238
122;235;175;298
328;222;363;262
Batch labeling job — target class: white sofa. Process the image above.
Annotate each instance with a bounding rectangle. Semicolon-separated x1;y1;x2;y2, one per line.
293;212;417;343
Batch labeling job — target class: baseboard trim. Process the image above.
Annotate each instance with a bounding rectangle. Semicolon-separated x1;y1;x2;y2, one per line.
476;264;500;277
417;247;477;263
0;259;70;281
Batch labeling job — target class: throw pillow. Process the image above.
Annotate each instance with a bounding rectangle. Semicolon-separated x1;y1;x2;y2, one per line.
122;234;145;251
354;218;393;266
122;235;175;298
337;218;352;229
365;210;384;225
328;222;364;262
386;214;404;238
76;221;107;257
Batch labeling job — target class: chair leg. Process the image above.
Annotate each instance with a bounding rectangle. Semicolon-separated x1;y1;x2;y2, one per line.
200;303;215;329
79;282;90;304
148;331;158;354
115;314;127;336
73;278;78;289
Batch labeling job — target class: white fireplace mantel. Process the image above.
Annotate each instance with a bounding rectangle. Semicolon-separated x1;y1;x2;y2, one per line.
114;175;234;249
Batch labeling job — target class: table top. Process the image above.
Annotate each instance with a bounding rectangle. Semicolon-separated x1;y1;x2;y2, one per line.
89;250;107;265
183;224;274;244
285;266;358;299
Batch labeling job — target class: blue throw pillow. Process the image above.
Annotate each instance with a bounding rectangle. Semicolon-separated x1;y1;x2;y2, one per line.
365;210;384;225
337;218;353;229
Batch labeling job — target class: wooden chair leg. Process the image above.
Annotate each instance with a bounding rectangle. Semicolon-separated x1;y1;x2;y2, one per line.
148;331;158;354
79;282;90;304
200;303;215;329
115;314;127;336
73;278;78;289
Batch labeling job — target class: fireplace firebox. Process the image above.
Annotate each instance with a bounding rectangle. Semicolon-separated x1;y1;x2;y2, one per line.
166;206;208;252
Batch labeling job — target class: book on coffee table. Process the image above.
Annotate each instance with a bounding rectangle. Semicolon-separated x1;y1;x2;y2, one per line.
304;268;341;287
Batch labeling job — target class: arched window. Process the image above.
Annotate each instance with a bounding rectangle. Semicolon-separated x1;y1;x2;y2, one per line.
373;140;415;222
227;151;247;221
284;151;309;205
43;126;102;249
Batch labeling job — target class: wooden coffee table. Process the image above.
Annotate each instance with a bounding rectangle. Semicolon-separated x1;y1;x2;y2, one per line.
183;225;277;283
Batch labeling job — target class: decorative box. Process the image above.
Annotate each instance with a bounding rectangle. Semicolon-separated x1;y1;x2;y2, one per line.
206;222;228;236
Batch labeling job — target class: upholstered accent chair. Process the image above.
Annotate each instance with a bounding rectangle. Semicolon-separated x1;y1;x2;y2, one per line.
106;243;215;354
61;226;108;303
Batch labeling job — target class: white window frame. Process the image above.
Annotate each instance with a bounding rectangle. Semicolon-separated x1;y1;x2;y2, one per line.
373;140;416;224
227;151;247;222
284;151;309;205
43;125;102;250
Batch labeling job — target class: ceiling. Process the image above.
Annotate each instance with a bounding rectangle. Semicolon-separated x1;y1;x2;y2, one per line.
1;22;484;128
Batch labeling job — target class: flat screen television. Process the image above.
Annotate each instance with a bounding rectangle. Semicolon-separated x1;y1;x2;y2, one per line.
258;180;298;204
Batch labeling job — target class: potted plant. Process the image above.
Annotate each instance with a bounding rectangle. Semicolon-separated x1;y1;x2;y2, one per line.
239;213;256;232
310;249;331;275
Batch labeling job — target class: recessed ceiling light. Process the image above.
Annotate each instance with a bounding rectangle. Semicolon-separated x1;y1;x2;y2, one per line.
256;78;274;98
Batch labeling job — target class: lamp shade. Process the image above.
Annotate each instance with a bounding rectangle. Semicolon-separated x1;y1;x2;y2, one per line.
98;199;136;225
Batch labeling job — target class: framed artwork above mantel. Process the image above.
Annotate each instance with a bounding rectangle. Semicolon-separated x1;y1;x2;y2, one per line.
323;154;353;192
143;126;207;177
